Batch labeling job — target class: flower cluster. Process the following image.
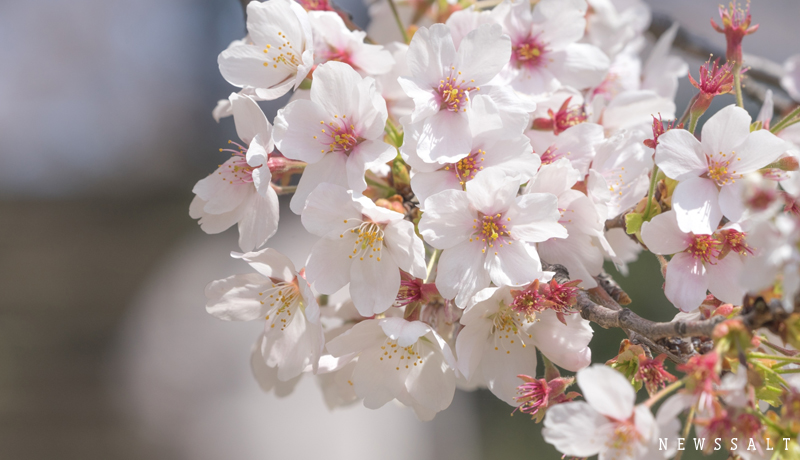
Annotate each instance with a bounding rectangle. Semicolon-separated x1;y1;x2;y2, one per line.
189;0;800;456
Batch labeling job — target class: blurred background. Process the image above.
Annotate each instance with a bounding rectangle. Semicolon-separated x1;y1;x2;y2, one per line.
1;0;798;458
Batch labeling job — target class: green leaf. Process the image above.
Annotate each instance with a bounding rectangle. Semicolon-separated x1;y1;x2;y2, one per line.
625;212;644;235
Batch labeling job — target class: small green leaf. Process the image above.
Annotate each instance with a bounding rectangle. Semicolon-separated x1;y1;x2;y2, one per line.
625;212;644;235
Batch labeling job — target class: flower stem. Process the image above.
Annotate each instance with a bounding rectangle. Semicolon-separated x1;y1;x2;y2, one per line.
643;165;660;221
386;0;410;44
733;62;744;108
644;380;684;407
749;352;800;363
424;248;441;284
687;112;700;134
770;105;800;134
776;367;800;374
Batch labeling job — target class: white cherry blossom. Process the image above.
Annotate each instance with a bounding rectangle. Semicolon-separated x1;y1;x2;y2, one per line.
398;22;512;162
543;365;677;460
418;168;567;308
308;11;394;76
190;92;279;252
641;210;748;311
325;317;457;420
206;248;324;381
491;0;610;98
301;183;426;316
404;95;540;206
526;159;606;288
218;0;314;100
456;285;592;405
656;105;788;234
273;61;396;213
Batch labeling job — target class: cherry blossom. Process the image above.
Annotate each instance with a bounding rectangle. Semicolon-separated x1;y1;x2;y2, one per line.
190;93;279;252
418;168;567;307
206;248;324;381
543;365;678;459
398;23;512;162
456;285;592;404
526;159;606;288
273;61;396;213
307;11;394;76
491;0;610;97
301;183;426;316
656;105;788;234
641;210;749;311
218;0;314;100
404;95;540;205
325;317;456;420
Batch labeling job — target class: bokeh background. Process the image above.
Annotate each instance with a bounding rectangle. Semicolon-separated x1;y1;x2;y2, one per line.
1;0;798;458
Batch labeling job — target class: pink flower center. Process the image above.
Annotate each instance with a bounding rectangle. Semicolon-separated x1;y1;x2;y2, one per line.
316;117;361;154
218;141;258;185
512;35;548;69
489;305;529;355
444;149;486;184
719;229;753;255
705;151;743;186
539;145;565;165
470;213;513;253
437;68;478;112
687;234;723;263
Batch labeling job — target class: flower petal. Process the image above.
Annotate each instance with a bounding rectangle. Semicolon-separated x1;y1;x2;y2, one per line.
350;255;402;316
528;310;592;372
672;177;722;235
665;252;709;312
383;220;427;279
577;364;634;420
701;105;751;158
655;129;707;181
706;254;745;306
640;210;691;255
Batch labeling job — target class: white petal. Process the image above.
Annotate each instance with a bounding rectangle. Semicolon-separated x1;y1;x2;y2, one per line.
701;105;751;157
205;273;270;321
543;402;612;457
384;220;427;279
728;129;789;174
706;254;745;305
465;168;520;216
300;182;362;236
455;317;493;380
718;181;746;223
290;152;349;214
672;177;722;235
655;129;707;181
665;252;709;312
577;364;635;420
486;241;542;286
414;110;473;164
528;310;592;372
406;24;454;87
350;255;402;316
640;210;691;255
379;317;430;347
418;189;474;249
273;100;331;164
325;319;385;357
406;341;456;413
234;247;296;282
455;23;511;84
435;241;490;307
549;43;610;90
237;191;280;252
230;92;273;148
305;234;355;294
506;193;568;242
